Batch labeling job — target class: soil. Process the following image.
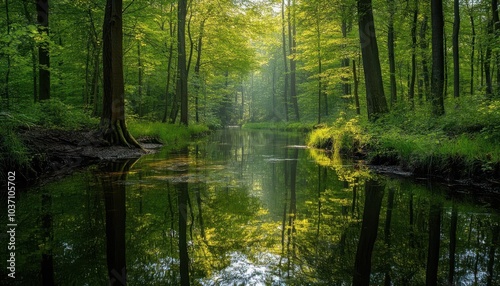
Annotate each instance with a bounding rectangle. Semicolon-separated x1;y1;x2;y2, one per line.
14;127;162;184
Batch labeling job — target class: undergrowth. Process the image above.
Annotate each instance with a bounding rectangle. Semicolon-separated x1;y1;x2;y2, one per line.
128;120;210;147
307;97;500;179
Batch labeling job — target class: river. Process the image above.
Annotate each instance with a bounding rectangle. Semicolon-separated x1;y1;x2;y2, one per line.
1;128;499;285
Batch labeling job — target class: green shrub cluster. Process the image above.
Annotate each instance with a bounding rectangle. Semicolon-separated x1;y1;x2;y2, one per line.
307;98;500;179
128;120;210;147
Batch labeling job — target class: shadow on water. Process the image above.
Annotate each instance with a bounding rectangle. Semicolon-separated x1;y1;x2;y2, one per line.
1;128;500;285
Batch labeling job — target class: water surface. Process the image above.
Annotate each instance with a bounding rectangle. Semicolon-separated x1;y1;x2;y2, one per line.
1;129;499;285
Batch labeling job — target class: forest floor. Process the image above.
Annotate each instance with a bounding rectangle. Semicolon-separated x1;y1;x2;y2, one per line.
13;127;162;185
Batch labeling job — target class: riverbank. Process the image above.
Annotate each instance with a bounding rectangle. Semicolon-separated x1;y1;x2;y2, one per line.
0;115;209;186
307;104;500;185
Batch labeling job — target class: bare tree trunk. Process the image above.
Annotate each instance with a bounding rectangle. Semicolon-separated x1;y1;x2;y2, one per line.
288;0;299;121
37;0;50;101
431;0;445;115
100;0;141;148
281;0;289;122
162;3;175;123
357;0;389;121
409;1;418;108
178;0;189;125
468;1;476;95
353;59;360;115
420;15;430;101
453;0;460;98
387;0;397;106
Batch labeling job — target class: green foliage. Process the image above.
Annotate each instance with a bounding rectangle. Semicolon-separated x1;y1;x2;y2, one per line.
35;99;98;129
307;114;368;154
128;120;210;146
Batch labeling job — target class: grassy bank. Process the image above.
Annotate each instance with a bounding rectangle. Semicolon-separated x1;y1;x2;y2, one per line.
307;97;500;180
128;120;210;148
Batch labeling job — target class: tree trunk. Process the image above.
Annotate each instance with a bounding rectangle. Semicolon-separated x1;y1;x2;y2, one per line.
101;0;141;148
492;0;500;93
420;15;430;101
288;0;299;121
453;0;460;98
194;20;205;123
137;41;143;117
409;2;418;108
281;0;289;122
353;59;360;115
178;0;189;125
37;0;50;101
431;0;445;116
162;3;175;123
357;0;389;121
387;0;397;106
469;1;476;95
3;0;11;109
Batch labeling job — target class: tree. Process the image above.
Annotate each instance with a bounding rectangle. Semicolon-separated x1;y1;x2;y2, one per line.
453;0;460;98
431;0;445;115
178;0;188;126
37;0;50;101
387;0;397;106
100;0;141;147
357;0;389;121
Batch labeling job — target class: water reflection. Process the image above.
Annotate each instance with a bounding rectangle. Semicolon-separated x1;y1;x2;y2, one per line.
1;129;500;285
98;159;138;285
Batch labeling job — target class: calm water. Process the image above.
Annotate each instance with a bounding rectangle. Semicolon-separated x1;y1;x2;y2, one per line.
1;129;499;285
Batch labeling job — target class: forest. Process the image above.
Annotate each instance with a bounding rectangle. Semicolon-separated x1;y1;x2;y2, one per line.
1;0;500;181
1;1;500;285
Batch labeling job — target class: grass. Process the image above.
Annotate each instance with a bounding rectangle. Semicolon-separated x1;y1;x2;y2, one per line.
307;98;500;180
128;120;210;147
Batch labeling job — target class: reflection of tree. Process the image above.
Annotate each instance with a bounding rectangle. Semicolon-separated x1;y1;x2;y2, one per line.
487;223;499;286
353;179;384;286
425;199;442;286
177;180;190;286
41;190;55;285
100;158;138;285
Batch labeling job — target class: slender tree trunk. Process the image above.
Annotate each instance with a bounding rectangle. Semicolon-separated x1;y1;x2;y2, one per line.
281;0;289;122
420;15;430;101
409;1;418;108
178;0;188;125
316;8;322;124
453;0;460;98
485;21;493;98
431;0;445;115
194;20;205;123
3;0;11;109
37;0;50;101
469;1;476;95
341;16;351;98
137;41;143;117
288;0;299;121
162;4;175;123
492;0;500;93
353;59;360;115
387;0;397;106
100;0;140;148
357;0;389;121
